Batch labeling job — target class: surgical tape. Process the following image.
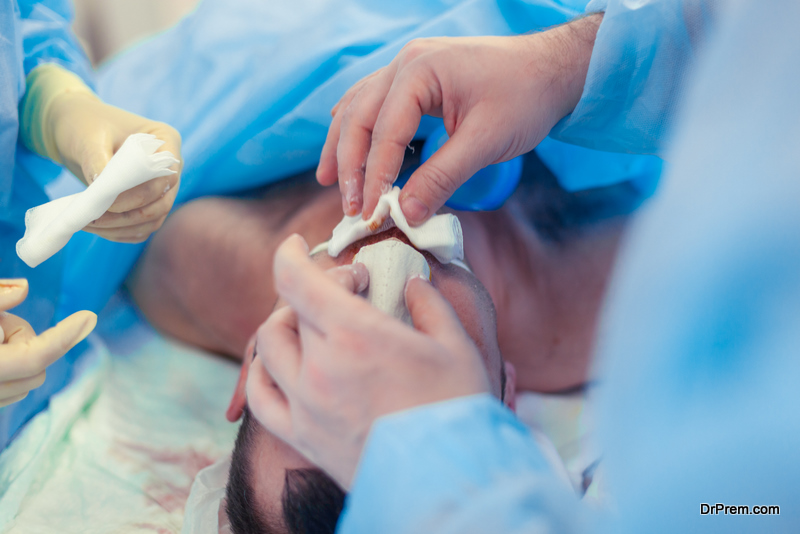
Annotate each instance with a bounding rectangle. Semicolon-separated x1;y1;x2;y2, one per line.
328;187;463;264
16;134;179;268
353;239;431;325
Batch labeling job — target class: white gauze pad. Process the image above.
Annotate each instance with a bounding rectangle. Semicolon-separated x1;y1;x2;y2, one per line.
353;239;430;325
16;133;179;268
328;186;463;264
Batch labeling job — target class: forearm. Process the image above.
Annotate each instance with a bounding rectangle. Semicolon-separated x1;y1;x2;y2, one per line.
17;0;93;82
533;13;604;124
18;64;97;163
550;0;721;154
338;395;587;534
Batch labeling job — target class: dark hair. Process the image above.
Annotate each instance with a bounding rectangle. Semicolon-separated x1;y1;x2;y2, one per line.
226;407;346;534
514;149;646;244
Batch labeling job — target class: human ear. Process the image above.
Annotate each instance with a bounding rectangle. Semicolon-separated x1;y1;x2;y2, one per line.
503;361;517;413
226;333;257;422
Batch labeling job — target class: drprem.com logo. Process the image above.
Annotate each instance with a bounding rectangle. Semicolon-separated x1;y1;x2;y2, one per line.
700;503;780;515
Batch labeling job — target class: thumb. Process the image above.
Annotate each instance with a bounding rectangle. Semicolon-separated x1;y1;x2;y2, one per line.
0;279;29;312
405;276;470;351
399;120;498;225
325;263;370;294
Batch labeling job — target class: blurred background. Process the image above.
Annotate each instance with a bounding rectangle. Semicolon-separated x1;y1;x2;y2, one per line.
72;0;200;66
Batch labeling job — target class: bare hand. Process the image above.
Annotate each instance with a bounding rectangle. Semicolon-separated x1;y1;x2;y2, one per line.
317;15;601;225
245;235;490;488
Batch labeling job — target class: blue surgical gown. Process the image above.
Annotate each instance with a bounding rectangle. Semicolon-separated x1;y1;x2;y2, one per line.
72;0;660;320
0;0;95;449
336;0;800;532
0;0;662;448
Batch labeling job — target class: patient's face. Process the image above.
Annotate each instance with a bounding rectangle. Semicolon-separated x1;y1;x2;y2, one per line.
226;228;509;534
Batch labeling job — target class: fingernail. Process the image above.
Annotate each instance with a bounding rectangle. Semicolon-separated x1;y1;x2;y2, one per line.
291;234;310;254
405;274;430;291
351;263;369;293
400;196;429;224
342;196;354;217
344;178;361;216
75;312;98;344
404;274;429;300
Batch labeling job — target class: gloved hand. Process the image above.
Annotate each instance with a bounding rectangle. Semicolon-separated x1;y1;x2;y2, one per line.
316;14;602;225
0;279;96;408
245;235;490;489
19;64;182;243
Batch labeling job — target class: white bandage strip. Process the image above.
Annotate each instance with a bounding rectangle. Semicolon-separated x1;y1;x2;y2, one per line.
16;134;179;268
328;187;463;264
353;239;430;325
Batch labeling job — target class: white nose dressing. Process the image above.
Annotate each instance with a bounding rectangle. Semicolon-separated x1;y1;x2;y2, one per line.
353;239;430;325
328;187;463;264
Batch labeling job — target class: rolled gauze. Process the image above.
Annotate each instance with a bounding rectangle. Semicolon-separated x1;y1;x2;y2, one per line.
328;187;463;264
16;134;179;268
353;238;431;325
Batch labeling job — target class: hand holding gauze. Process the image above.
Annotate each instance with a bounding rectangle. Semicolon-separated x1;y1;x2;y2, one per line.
16;134;179;268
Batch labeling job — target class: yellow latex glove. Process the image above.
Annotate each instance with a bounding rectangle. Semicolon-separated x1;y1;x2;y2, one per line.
0;279;96;408
19;64;183;243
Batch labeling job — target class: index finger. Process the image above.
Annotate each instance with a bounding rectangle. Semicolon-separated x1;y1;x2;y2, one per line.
362;71;429;219
0;311;96;380
273;235;372;332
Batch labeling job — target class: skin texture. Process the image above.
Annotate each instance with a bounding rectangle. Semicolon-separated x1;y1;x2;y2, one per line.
129;170;624;393
223;230;513;520
127;164;626;520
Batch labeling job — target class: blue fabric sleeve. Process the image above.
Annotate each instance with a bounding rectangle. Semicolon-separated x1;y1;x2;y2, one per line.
56;0;583;317
17;0;94;84
550;0;718;154
337;394;585;534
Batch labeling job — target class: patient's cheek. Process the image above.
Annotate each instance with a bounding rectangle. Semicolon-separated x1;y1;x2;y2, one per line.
430;265;479;317
431;265;503;395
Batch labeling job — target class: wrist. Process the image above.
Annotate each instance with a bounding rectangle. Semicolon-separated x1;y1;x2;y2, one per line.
534;13;603;122
18;64;98;164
